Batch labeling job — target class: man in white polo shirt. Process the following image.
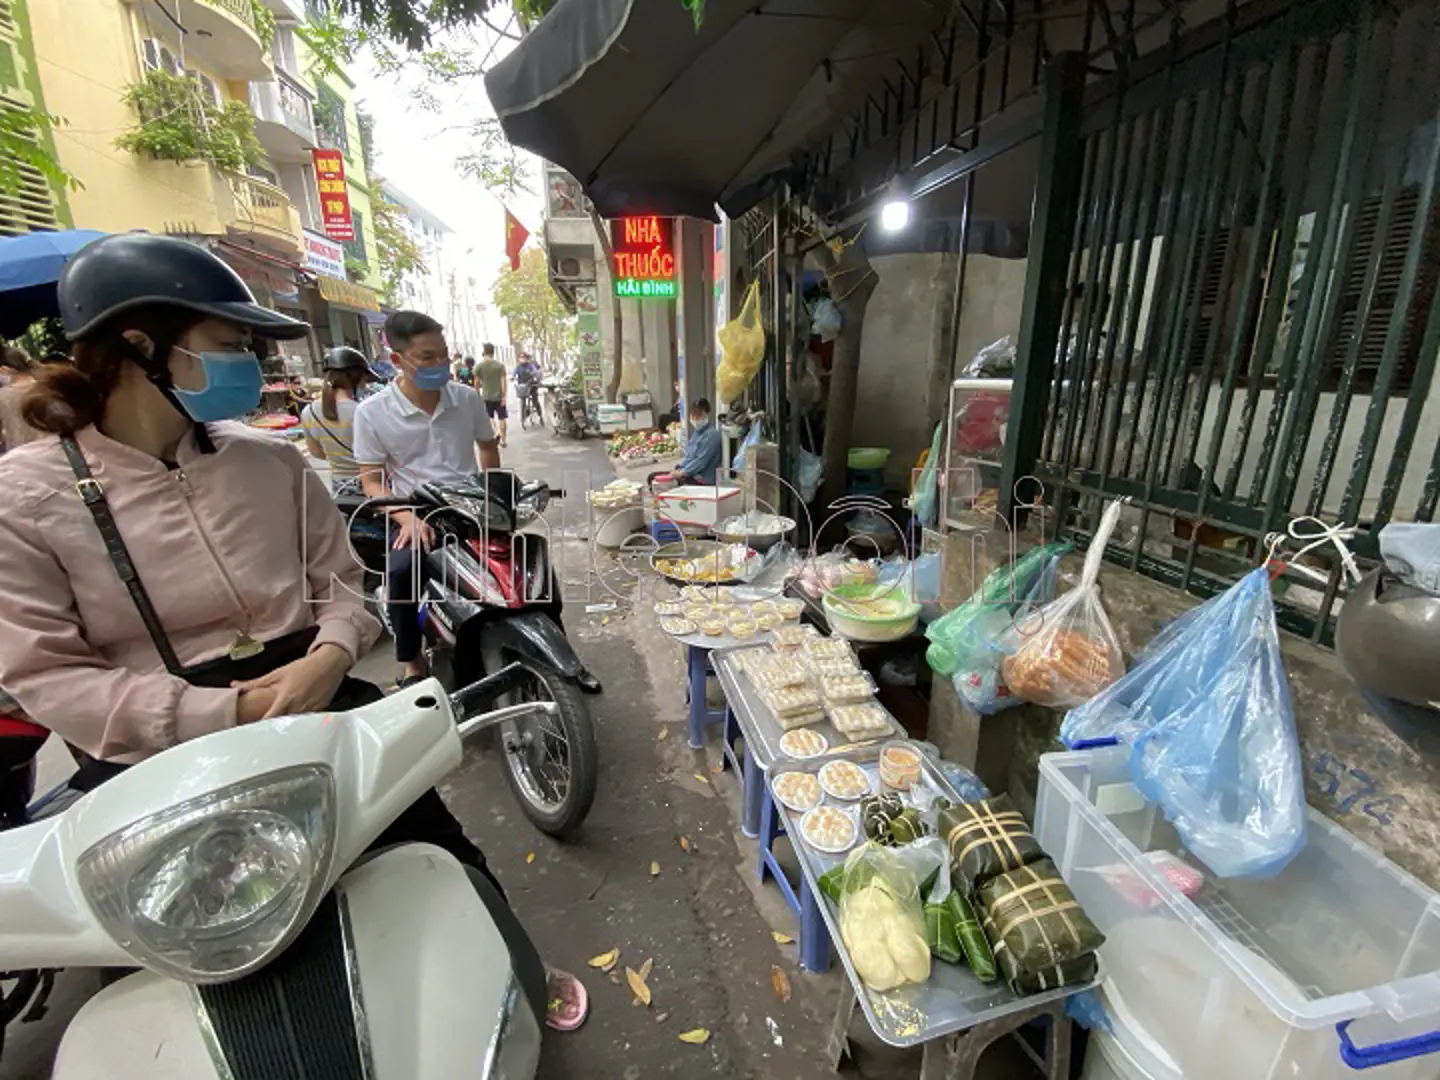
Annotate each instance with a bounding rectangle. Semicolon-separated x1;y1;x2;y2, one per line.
354;311;501;685
353;310;602;694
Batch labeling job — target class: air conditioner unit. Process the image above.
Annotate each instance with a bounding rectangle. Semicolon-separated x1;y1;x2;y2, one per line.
553;255;595;282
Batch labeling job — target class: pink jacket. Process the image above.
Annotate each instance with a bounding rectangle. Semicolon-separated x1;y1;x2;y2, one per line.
0;423;381;762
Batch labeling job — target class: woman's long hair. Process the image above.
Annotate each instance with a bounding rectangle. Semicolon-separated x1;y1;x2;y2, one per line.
321;366;367;422
22;308;202;435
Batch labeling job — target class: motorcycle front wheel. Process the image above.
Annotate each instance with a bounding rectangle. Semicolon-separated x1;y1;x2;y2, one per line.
481;644;597;837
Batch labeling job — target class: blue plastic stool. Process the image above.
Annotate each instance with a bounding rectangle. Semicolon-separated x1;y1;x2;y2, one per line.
755;778;831;973
651;520;682;545
684;645;726;750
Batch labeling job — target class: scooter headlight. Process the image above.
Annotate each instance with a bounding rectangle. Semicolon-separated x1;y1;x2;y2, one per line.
75;765;336;983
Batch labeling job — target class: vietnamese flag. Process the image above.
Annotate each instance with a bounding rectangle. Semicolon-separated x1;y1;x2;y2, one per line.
505;208;529;271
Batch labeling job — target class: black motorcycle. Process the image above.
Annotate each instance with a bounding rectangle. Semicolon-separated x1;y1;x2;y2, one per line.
336;471;598;836
544;381;591;439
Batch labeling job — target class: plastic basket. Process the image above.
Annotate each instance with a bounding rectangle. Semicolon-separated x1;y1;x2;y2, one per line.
1035;746;1440;1080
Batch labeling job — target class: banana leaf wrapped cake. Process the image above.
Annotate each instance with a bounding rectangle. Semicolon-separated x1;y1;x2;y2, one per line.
977;858;1104;994
940;793;1045;895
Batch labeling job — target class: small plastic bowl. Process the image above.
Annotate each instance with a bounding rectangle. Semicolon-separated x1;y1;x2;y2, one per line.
775;598;806;621
879;740;924;791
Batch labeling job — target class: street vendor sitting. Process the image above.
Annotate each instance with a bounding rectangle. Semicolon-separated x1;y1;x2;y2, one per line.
671;397;722;485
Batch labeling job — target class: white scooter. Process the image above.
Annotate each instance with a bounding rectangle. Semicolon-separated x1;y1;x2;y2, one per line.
0;664;552;1078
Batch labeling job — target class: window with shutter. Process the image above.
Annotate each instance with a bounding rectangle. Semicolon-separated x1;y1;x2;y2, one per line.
0;96;63;237
1317;187;1440;395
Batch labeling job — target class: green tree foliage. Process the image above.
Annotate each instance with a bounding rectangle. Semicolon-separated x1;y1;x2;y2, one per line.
492;247;575;360
115;70;265;172
0;106;80;197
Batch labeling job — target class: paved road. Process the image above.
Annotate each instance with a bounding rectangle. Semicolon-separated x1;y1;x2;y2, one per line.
2;410;1039;1078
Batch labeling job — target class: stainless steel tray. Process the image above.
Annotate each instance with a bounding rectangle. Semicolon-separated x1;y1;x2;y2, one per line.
710;642;904;771
769;754;1090;1047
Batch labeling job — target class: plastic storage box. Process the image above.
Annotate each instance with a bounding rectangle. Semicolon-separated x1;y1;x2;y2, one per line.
1036;746;1440;1080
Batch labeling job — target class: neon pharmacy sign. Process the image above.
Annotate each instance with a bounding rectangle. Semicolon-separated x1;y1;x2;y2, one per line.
611;215;677;299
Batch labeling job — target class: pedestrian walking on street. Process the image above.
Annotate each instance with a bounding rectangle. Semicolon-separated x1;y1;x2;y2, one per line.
475;341;509;447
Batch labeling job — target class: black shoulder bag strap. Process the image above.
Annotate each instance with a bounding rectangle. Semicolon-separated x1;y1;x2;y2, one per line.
305;402;353;455
59;435;185;675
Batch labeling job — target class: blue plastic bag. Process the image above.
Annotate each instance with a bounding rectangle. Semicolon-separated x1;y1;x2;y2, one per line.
911;423;945;528
1061;569;1307;878
733;422;764;472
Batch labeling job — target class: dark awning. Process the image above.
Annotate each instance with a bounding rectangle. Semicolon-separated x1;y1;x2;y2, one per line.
484;0;947;220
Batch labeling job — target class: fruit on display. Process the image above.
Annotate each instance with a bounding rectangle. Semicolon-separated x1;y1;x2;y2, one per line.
606;424;681;460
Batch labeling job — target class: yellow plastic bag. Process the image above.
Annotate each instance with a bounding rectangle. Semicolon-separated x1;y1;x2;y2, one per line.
716;281;765;402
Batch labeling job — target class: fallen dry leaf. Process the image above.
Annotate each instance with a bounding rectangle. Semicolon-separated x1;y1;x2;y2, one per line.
771;966;792;1004
625;966;652;1007
771;932;794;945
693;772;708;784
587;948;620;972
639;957;654;981
656;727;669;741
678;1028;711;1045
601;615;611;625
679;836;691;853
526;852;536;864
650;861;661;877
710;766;724;774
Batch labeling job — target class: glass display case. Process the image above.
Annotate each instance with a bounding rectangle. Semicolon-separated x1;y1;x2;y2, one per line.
943;377;1012;528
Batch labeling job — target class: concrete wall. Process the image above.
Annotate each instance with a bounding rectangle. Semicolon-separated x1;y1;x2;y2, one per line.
928;525;1440;893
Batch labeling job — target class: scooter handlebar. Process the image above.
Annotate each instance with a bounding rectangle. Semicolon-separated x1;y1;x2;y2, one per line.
450;663;558;740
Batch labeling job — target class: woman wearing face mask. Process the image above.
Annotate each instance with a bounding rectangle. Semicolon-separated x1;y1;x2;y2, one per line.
0;236;528;934
301;345;374;495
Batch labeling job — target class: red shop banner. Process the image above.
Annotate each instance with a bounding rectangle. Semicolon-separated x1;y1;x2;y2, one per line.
312;149;354;242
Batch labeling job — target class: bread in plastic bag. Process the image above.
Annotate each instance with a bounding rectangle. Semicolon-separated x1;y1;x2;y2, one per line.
1002;501;1127;708
1062;568;1306;878
839;843;936;991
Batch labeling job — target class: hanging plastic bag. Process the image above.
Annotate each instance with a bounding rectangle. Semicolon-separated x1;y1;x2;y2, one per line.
1001;501;1127;709
838;843;934;992
1061;569;1306;878
732;422;764;472
797;447;824;503
911;423;945;529
925;542;1071;677
959;335;1017;378
811;297;842;341
716;281;766;403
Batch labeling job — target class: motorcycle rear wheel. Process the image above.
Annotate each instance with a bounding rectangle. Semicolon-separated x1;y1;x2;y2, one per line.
482;645;597;837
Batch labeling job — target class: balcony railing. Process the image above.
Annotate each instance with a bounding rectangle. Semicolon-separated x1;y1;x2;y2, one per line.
201;0;256;30
225;171;300;247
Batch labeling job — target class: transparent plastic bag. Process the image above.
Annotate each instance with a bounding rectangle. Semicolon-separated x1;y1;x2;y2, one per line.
925;542;1070;677
911;423;945;528
959;334;1017;378
839;842;939;992
1002;501;1126;709
1062;569;1306;878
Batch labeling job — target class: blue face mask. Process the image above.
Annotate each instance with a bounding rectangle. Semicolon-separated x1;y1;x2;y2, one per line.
409;362;451;390
170;347;264;422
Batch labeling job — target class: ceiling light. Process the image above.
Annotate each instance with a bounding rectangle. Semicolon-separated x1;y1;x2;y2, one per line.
880;200;910;232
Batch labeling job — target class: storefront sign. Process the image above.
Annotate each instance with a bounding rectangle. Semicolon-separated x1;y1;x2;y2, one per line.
303;229;345;278
311;149;354;242
575;283;605;402
317;274;380;312
610;215;676;299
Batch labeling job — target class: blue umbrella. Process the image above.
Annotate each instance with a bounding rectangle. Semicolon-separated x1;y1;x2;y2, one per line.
0;229;107;338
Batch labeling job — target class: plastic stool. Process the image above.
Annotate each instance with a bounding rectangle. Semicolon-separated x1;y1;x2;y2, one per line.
651;520;682;545
846;466;885;494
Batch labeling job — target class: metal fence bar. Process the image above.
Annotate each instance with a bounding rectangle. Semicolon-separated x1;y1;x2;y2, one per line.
1222;41;1332;501
1000;52;1088;517
1341;99;1440;525
1307;140;1405;517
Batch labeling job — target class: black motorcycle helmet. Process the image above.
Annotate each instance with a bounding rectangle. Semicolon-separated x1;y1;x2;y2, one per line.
58;233;308;343
323;345;370;372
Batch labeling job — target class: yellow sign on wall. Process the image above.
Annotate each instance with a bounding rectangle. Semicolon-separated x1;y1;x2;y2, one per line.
316;274;380;312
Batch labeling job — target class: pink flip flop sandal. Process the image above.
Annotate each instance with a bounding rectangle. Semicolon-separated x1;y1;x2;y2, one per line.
545;968;589;1032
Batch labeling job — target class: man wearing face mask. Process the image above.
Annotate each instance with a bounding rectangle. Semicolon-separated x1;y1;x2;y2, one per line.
354;312;603;693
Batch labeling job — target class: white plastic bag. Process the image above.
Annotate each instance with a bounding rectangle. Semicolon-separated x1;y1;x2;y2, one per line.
1002;501;1127;709
812;297;842;341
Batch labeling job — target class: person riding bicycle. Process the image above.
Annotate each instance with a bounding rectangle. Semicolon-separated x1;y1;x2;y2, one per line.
514;352;542;423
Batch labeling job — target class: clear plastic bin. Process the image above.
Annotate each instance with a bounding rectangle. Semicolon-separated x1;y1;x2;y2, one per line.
1036;746;1440;1080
